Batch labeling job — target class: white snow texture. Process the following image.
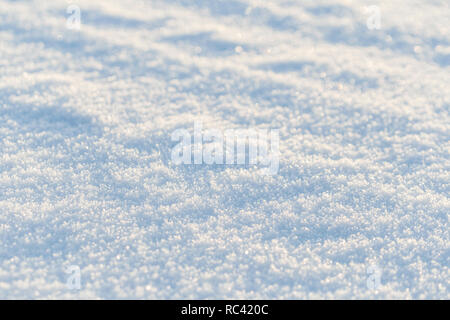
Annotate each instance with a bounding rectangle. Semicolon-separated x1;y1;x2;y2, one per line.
0;0;449;299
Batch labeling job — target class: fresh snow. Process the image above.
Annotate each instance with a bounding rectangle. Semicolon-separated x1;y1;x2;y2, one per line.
0;0;449;299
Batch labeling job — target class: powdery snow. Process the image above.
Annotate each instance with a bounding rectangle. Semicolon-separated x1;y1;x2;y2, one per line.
0;0;449;299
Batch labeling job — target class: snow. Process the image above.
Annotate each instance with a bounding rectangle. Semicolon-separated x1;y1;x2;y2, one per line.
0;0;448;299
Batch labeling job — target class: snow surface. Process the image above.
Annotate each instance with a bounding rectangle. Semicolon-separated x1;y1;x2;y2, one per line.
0;0;449;299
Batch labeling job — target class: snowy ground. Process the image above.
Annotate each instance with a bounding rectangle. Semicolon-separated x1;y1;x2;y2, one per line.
0;0;449;299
